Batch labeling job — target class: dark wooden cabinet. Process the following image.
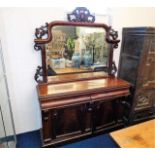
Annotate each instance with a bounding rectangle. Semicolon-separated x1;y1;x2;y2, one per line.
37;76;130;147
33;7;131;148
118;27;155;124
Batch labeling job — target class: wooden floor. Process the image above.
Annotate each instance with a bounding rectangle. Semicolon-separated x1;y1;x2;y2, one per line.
110;119;155;148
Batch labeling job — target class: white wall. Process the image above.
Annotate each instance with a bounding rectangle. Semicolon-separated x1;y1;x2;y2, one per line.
0;12;16;138
0;8;68;134
111;7;155;67
0;7;155;134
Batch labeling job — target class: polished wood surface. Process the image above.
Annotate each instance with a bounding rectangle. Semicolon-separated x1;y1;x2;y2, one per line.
38;78;130;100
110;119;155;148
41;90;130;109
48;71;108;84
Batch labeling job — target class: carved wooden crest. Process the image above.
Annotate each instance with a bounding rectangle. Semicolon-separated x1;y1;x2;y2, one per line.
67;7;95;23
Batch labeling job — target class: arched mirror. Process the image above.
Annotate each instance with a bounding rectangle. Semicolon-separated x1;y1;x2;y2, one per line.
34;7;120;83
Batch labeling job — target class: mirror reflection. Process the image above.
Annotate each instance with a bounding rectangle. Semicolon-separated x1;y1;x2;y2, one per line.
46;26;110;76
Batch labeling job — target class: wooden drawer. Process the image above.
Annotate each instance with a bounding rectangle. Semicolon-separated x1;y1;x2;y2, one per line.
41;96;90;109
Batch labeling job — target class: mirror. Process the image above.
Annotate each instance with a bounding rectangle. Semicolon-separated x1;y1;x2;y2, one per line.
46;26;110;76
34;7;120;83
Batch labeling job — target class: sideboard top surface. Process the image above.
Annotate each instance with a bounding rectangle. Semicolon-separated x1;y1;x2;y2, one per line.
48;71;109;84
37;77;131;100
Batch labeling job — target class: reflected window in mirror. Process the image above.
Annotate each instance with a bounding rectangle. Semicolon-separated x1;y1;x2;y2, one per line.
46;26;110;76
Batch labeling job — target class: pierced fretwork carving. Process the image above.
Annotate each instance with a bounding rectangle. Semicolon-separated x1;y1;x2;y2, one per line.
35;23;48;39
109;29;118;40
111;61;117;76
34;66;44;83
108;28;119;48
67;7;95;23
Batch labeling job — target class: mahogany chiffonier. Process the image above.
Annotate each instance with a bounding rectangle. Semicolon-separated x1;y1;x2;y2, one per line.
34;7;131;147
37;77;130;147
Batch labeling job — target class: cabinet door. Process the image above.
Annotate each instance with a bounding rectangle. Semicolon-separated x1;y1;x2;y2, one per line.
54;104;92;136
92;100;124;133
42;103;92;145
94;101;114;129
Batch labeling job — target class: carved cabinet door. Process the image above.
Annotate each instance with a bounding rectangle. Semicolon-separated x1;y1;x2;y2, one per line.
41;102;92;146
92;99;124;134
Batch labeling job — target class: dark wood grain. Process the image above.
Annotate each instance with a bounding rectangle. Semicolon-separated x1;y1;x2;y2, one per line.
118;27;155;124
37;77;131;147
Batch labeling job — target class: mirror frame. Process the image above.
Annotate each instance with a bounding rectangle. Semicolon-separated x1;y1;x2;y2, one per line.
34;7;120;83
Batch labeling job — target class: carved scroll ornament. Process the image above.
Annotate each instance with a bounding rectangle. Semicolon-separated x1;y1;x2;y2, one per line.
35;23;48;39
34;66;44;83
34;23;48;51
111;61;117;76
34;43;42;51
107;28;119;48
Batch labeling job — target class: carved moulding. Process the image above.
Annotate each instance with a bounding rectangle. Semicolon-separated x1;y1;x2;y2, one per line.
137;95;149;106
134;92;151;111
